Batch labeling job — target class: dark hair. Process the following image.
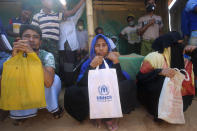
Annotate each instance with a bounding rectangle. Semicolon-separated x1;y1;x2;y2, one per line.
127;16;134;22
77;19;84;24
96;35;105;42
144;0;157;5
95;27;103;35
19;24;42;39
152;31;182;53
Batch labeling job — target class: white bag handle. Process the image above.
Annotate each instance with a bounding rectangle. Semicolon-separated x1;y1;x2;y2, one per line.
180;69;190;81
174;68;190;81
96;59;110;71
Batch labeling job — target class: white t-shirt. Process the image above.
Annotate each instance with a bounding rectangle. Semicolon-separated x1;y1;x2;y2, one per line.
121;26;140;44
76;30;88;50
138;14;163;40
107;37;116;50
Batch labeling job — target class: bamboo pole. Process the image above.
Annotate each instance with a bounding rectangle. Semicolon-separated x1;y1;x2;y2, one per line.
86;0;94;51
93;9;98;30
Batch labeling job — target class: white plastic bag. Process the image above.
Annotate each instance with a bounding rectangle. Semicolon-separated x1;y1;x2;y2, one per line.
158;69;189;124
88;60;123;119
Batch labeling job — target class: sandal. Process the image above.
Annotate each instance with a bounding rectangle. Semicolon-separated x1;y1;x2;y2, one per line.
53;106;64;119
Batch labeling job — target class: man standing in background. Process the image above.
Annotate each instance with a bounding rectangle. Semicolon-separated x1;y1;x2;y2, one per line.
7;4;33;40
32;0;85;73
138;0;163;56
119;14;141;54
58;2;86;86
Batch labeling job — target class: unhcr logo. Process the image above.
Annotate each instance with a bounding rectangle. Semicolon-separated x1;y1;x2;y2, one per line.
97;85;112;102
98;85;109;95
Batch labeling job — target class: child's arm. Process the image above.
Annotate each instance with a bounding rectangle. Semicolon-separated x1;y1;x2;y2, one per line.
63;0;85;18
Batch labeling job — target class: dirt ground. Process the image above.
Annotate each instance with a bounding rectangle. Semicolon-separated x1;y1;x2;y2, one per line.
0;90;197;131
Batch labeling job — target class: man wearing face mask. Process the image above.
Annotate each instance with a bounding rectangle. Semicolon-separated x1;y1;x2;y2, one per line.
138;0;163;56
119;14;141;54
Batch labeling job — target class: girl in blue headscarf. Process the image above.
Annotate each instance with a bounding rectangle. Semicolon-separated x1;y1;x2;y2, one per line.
64;34;138;130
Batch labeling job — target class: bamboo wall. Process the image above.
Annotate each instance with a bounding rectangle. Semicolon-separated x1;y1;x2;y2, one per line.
93;0;169;36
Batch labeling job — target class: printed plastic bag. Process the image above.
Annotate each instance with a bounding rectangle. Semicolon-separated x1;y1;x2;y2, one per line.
88;60;123;119
158;69;189;124
0;52;46;110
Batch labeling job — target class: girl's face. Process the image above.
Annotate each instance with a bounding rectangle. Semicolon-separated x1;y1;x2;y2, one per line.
94;38;108;57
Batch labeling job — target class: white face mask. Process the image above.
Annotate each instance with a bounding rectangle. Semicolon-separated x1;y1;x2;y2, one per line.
78;25;84;30
129;21;135;26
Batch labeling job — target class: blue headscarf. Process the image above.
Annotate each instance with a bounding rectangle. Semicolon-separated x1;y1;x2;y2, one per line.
77;34;113;82
89;34;112;59
77;34;131;82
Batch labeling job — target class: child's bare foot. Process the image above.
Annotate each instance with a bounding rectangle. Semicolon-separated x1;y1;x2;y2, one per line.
95;119;102;128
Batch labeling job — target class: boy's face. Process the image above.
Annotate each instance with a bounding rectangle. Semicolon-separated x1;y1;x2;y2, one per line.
22;29;41;51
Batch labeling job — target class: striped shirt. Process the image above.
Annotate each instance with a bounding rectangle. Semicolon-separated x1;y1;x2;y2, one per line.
31;10;63;41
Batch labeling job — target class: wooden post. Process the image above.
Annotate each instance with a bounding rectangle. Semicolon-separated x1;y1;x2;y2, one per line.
93;10;98;30
86;0;94;51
